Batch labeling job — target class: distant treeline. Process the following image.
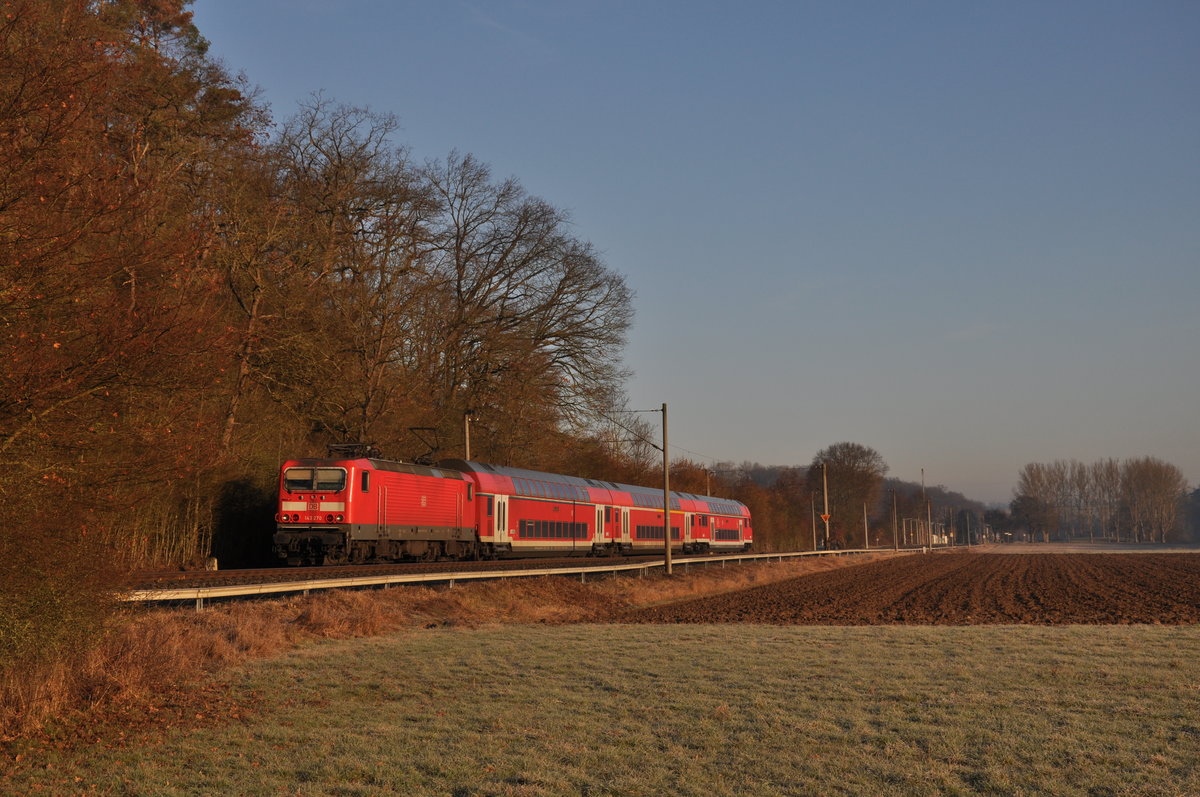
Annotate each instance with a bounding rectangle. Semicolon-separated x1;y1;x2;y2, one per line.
1011;458;1195;543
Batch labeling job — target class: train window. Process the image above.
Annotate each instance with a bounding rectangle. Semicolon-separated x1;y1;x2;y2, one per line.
604;507;611;522
361;471;370;493
314;468;346;491
284;468;314;491
284;467;346;493
485;496;493;516
467;484;473;501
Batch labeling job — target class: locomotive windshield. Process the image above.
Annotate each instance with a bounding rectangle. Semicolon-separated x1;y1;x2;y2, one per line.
284;467;346;492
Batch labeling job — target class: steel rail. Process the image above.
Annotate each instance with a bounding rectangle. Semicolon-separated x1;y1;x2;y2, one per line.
123;547;908;609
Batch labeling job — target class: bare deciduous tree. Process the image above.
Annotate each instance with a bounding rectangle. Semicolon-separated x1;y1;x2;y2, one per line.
806;442;888;547
1013;457;1189;543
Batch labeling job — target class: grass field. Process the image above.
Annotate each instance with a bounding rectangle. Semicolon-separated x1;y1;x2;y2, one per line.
6;623;1199;795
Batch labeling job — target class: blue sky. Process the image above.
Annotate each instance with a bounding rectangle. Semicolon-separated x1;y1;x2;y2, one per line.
193;1;1199;504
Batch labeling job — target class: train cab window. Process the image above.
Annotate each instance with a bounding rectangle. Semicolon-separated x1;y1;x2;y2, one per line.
361;471;370;493
467;484;473;501
284;467;346;493
315;468;346;491
284;468;314;491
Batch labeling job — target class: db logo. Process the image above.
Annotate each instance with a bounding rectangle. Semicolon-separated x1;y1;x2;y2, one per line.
420;496;427;507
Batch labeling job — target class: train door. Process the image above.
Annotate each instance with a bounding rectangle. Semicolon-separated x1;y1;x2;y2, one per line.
596;506;604;546
683;512;694;550
494;495;509;545
378;485;388;538
621;508;630;545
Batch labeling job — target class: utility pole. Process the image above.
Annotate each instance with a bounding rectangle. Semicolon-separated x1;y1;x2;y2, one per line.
662;402;672;576
892;489;899;551
463;410;474;460
822;462;831;548
863;503;869;550
922;468;929;548
810;493;817;551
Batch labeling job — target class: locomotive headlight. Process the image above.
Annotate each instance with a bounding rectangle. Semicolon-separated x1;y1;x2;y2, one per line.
326;514;334;523
336;514;344;522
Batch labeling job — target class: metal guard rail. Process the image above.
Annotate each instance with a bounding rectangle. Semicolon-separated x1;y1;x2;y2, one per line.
124;547;917;609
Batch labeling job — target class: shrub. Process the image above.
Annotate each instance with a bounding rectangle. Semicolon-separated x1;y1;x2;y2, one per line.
0;501;123;737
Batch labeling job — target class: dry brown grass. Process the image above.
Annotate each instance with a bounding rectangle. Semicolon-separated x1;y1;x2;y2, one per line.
0;551;900;743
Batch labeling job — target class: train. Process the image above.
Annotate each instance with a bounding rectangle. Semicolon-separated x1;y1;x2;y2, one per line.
273;456;753;565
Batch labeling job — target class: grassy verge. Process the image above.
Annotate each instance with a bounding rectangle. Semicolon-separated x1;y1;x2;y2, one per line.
5;624;1199;795
0;553;898;740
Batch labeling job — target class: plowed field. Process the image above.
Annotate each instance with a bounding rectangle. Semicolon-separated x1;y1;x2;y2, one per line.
625;552;1200;625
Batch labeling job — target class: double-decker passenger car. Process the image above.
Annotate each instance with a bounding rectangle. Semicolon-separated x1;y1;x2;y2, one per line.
273;457;752;564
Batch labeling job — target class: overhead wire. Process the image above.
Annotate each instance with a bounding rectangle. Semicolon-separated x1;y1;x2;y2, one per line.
597;408;729;465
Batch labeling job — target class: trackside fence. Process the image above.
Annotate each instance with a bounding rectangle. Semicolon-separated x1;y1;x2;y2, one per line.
125;546;932;610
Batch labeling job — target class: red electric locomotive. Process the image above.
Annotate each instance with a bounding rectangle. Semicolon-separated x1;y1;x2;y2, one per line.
273;456;752;565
